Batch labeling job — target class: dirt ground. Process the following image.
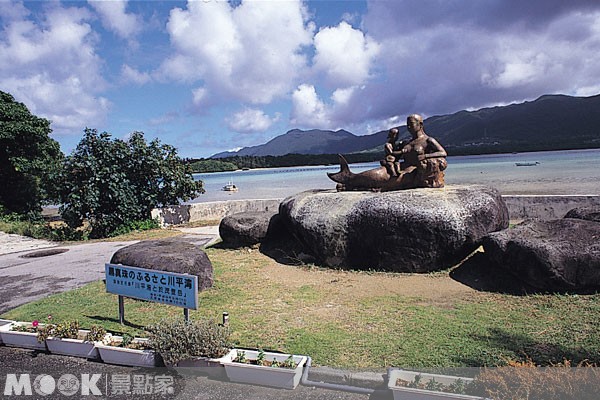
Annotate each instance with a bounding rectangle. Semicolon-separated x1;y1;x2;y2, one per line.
259;259;478;304
216;243;534;325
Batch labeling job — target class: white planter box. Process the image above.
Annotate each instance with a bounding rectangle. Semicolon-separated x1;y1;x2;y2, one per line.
96;337;158;368
388;369;486;400
0;319;14;345
222;349;307;389
45;330;100;359
175;352;233;379
0;322;47;351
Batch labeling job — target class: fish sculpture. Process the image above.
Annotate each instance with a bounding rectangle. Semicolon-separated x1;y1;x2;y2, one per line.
327;154;422;192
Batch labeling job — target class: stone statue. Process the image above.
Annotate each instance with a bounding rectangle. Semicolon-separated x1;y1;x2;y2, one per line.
380;128;403;176
328;114;447;191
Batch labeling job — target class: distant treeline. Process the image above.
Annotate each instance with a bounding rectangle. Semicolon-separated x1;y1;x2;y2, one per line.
188;159;239;173
446;137;600;156
188;152;383;173
188;139;600;173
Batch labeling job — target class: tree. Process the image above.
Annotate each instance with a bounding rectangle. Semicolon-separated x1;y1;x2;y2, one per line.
60;129;203;238
0;91;63;216
189;159;239;173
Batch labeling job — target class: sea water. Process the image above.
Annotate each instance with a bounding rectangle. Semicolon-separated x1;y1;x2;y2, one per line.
188;148;600;203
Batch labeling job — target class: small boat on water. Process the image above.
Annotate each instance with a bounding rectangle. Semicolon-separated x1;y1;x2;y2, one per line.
222;181;238;192
515;161;540;166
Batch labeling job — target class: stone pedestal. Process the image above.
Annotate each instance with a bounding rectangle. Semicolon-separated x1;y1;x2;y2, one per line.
279;185;508;272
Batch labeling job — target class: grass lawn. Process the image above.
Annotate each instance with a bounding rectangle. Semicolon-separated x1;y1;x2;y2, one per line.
2;245;599;369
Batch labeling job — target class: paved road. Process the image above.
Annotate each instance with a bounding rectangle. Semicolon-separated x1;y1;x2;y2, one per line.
0;227;219;314
0;240;138;313
0;232;385;399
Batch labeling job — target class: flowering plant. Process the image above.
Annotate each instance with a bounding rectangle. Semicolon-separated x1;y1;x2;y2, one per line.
85;325;107;342
37;320;80;342
10;318;45;334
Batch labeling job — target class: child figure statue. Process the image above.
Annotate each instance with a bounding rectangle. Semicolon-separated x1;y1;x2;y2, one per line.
380;128;403;177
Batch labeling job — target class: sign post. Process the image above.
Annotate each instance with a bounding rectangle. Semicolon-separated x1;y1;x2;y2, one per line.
118;295;125;324
105;263;199;324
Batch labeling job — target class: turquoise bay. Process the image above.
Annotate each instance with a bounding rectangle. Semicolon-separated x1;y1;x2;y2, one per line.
189;149;600;203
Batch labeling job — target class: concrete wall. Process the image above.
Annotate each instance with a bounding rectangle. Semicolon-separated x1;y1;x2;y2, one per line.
152;198;283;226
152;195;600;225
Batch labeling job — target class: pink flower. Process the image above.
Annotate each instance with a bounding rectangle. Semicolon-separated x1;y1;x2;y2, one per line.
32;320;39;328
47;315;52;321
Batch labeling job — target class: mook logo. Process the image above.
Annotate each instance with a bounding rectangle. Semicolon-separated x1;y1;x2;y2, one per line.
4;374;103;396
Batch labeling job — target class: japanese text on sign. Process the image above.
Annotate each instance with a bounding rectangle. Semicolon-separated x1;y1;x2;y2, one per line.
105;263;198;309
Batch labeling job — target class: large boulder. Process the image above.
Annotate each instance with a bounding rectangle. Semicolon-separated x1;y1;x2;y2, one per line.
279;185;508;272
110;239;213;291
482;219;600;292
564;207;600;223
219;211;283;248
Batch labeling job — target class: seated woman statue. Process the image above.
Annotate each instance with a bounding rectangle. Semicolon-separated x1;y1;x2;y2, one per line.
327;114;447;191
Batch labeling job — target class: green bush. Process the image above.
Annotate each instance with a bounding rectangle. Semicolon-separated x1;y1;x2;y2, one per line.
60;129;203;238
147;319;232;366
106;218;161;238
0;212;87;241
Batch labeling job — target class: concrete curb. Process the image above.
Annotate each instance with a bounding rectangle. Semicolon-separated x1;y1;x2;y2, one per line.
307;366;388;389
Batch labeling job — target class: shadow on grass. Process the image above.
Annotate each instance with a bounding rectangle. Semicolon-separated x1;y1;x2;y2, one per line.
454;327;600;366
449;251;539;296
209;239;309;267
259;236;316;266
86;315;145;331
450;250;600;296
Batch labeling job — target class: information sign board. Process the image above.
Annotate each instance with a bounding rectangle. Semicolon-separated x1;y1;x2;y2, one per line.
105;263;198;310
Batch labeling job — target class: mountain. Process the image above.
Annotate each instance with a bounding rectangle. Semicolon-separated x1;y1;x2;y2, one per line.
211;94;600;158
424;94;600;150
211;128;386;158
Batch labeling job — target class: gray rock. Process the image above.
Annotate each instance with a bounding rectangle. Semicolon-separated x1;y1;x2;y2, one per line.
279;185;508;272
564;207;600;223
110;239;213;291
482;219;600;291
219;211;283;248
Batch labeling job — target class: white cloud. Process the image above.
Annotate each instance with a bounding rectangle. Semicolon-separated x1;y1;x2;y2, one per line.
121;64;151;85
483;62;539;89
88;0;141;39
226;108;279;133
192;87;208;106
313;21;380;87
149;111;179;126
0;0;30;22
340;2;600;127
290;84;364;129
160;0;313;105
575;84;600;97
291;84;328;128
341;12;360;25
331;87;356;106
0;3;110;132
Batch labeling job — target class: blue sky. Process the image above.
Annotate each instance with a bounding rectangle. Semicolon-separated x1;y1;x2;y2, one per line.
2;0;600;158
